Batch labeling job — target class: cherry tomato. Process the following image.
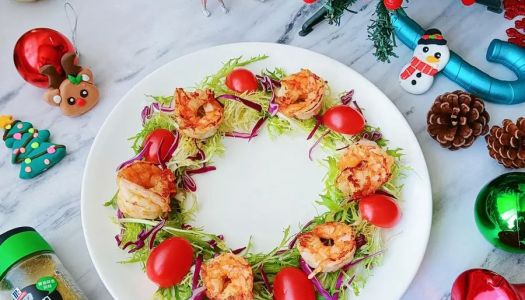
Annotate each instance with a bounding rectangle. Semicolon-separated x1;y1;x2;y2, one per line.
146;237;194;288
322;105;365;135
144;129;176;164
273;267;316;300
225;68;259;93
358;194;401;228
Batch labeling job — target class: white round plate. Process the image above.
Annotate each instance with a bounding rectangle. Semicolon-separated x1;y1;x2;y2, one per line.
82;43;432;300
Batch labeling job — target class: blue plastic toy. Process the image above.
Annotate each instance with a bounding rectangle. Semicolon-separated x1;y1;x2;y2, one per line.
392;8;525;105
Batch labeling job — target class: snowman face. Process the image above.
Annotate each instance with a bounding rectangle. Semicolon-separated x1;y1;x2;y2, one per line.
414;44;450;71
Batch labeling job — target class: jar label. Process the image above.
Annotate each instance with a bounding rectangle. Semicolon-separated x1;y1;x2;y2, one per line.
10;276;62;300
36;277;58;293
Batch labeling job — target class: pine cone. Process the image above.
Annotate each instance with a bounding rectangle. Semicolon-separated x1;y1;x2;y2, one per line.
485;118;525;169
427;91;490;150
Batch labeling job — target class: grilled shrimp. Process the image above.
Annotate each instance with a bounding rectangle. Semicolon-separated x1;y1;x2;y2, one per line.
201;253;254;300
336;140;394;199
173;88;224;139
275;69;327;120
297;222;356;278
117;161;176;219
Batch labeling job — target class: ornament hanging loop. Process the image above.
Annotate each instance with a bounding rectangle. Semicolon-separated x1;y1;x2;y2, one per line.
64;1;79;56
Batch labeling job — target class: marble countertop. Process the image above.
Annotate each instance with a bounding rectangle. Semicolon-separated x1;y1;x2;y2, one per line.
1;0;524;299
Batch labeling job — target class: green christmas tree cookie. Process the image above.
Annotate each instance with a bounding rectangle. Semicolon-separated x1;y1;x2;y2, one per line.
2;120;66;179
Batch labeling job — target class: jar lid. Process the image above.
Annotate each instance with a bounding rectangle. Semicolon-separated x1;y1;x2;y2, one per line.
0;227;54;280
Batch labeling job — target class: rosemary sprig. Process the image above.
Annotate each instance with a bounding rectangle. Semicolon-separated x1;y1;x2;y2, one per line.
367;1;398;62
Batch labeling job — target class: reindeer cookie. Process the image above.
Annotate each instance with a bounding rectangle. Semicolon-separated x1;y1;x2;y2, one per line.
40;52;99;117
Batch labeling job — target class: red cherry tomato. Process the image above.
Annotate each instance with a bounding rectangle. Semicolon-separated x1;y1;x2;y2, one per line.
322;105;365;135
225;68;259;93
144;129;176;164
358;194;401;228
146;237;194;288
273;267;316;300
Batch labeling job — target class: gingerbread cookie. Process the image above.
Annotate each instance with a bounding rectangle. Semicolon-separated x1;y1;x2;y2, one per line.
40;52;99;117
2;119;66;179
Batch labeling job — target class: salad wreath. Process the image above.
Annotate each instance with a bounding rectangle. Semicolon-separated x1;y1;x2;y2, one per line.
104;55;407;300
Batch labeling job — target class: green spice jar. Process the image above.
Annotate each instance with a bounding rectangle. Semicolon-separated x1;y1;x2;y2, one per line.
0;227;86;300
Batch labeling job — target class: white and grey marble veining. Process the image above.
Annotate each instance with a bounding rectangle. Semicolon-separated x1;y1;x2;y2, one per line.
0;0;523;299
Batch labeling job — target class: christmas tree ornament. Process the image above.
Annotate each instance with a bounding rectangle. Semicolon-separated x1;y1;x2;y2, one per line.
485;118;525;168
201;0;228;17
39;52;99;117
384;0;402;10
304;0;318;4
451;269;525;300
475;172;525;253
1;117;67;179
427;91;490;150
399;29;450;94
392;8;525;104
505;0;525;47
13;28;75;88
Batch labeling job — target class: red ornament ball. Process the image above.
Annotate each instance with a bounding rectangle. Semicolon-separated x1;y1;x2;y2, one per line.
384;0;403;10
461;0;476;6
303;0;317;4
14;28;75;88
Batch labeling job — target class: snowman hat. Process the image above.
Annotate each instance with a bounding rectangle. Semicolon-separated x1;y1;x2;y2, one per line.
418;29;447;46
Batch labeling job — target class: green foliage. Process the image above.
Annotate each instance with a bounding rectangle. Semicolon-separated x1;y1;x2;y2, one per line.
367;1;398;63
324;0;358;25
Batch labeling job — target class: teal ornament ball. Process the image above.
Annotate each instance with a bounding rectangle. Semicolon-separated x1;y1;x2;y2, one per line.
475;172;525;253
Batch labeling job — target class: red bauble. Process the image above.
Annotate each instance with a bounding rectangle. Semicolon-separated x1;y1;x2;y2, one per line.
384;0;403;10
304;0;317;4
451;269;525;300
14;28;75;88
461;0;476;6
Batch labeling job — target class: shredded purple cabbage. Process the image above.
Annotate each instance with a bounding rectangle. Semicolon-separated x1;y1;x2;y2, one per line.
341;90;354;106
182;172;197;192
249;117;267;141
342;250;384;271
192;255;203;290
188;141;206;161
141;102;175;125
189;286;206;300
121;219;166;253
308;131;329;161
355;234;367;250
256;75;280;116
116;141;152;171
186;166;217;175
159;131;180;169
232;247;246;255
299;258;333;300
225;132;259;139
260;267;271;291
217;94;262;112
362;131;382;142
288;220;314;249
307;115;323;140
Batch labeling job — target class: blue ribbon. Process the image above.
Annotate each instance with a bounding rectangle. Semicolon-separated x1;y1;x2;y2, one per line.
391;8;525;105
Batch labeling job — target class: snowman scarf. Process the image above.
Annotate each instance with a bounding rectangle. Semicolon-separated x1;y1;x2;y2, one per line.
400;57;438;80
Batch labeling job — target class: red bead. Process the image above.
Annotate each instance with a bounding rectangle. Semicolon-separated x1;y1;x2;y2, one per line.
461;0;476;6
384;0;403;10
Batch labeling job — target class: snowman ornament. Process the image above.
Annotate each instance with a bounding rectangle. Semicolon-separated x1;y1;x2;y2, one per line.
399;29;450;94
